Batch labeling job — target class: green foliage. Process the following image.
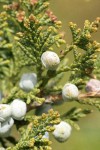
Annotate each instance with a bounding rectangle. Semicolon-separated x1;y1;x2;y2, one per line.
0;0;100;149
7;109;60;150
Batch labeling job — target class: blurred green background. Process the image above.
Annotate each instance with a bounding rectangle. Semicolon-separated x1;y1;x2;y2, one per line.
50;0;100;150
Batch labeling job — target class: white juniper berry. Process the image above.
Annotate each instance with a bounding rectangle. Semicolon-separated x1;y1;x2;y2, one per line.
42;132;49;139
53;121;72;142
41;51;60;70
0;117;14;137
86;79;100;92
19;73;37;92
0;104;12;122
10;99;27;120
62;83;79;101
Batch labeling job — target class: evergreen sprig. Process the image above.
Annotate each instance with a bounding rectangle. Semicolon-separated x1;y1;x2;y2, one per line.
0;0;100;149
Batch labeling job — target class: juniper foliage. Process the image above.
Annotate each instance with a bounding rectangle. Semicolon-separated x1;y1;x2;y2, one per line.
0;0;100;150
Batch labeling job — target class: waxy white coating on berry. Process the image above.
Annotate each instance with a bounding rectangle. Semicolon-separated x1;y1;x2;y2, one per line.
42;132;49;139
19;73;37;92
10;99;27;120
53;121;72;142
62;83;79;101
0;104;12;122
86;79;100;92
0;117;14;137
41;51;60;70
